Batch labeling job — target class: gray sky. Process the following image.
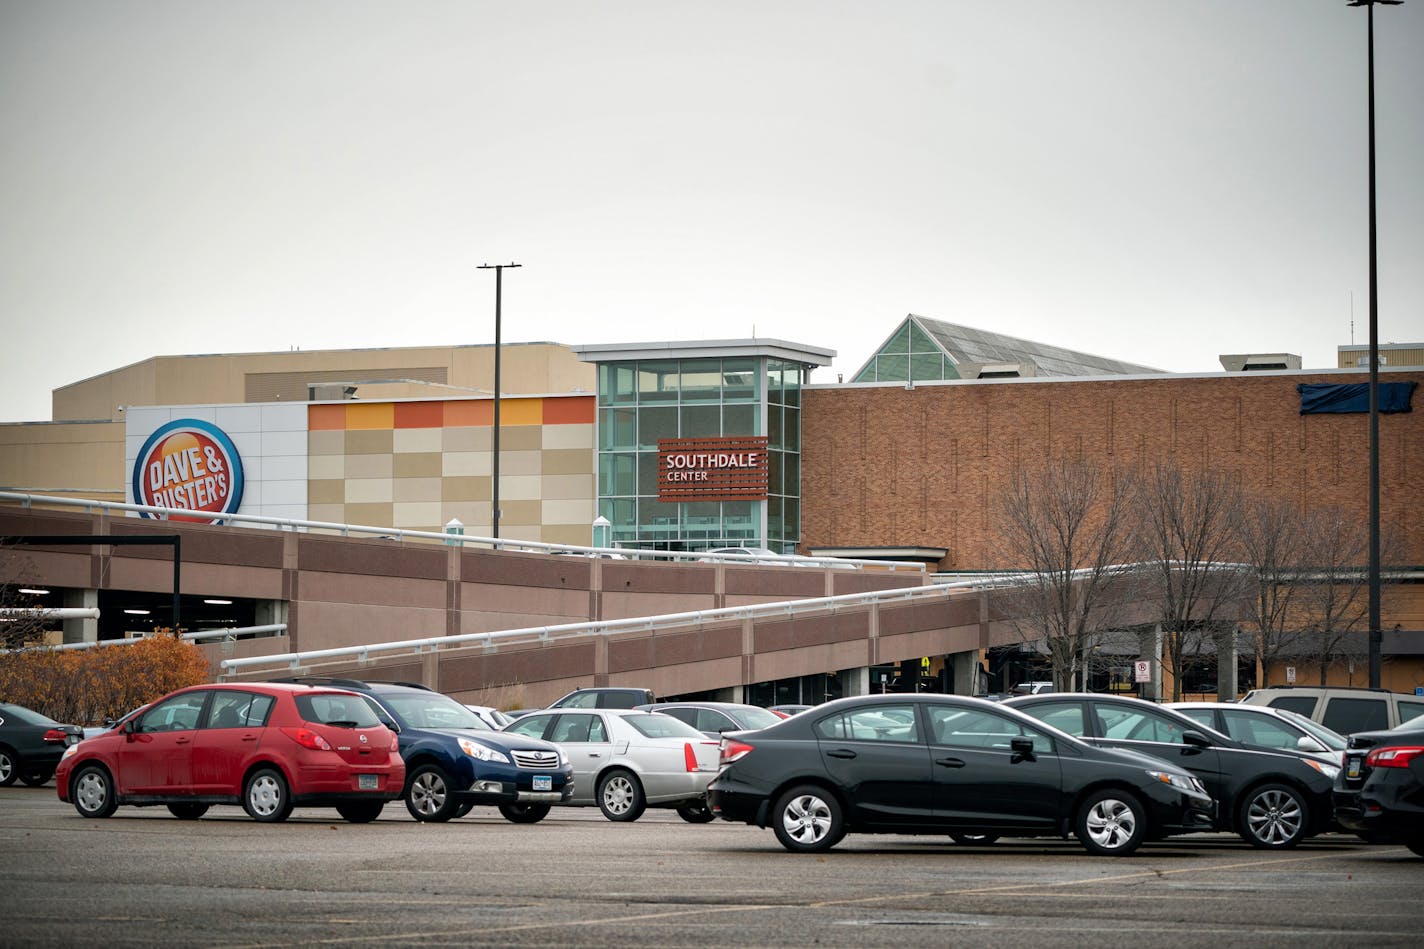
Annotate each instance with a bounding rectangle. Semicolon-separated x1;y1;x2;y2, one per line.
2;1;1421;424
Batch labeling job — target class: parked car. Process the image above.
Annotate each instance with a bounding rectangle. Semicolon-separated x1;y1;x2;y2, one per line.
502;709;720;822
463;704;513;730
80;704;152;741
1239;686;1424;734
1005;693;1337;849
1167;702;1346;768
636;701;783;738
707;693;1214;855
0;702;84;787
1011;681;1055;696
767;704;812;718
274;677;573;823
1333;718;1424;855
54;683;403;822
506;686;658;720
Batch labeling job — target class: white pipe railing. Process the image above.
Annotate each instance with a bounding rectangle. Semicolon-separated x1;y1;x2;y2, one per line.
182;624;287;643
0;608;100;620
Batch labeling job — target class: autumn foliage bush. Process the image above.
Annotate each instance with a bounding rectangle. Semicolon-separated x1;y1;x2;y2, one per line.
0;635;211;725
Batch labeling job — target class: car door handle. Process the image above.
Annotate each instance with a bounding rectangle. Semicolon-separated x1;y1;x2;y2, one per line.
826;749;857;759
935;757;966;768
588;753;601;758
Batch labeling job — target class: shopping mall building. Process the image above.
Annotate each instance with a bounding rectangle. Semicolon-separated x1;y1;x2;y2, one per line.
3;316;1421;698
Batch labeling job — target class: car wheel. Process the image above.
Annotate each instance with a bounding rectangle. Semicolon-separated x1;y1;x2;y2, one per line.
950;833;1000;846
597;769;646;822
19;770;54;787
676;801;716;824
0;747;17;787
771;784;844;853
1075;789;1146;856
405;764;459;822
335;801;385;823
243;767;294;823
1238;783;1307;849
167;802;210;820
72;764;119;818
499;803;551;824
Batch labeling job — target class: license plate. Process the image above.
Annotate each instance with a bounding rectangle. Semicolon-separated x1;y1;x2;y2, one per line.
358;774;379;790
1346;758;1362;780
532;775;552;792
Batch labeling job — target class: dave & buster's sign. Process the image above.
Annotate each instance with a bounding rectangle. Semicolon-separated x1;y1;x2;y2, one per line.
131;419;245;523
658;436;768;502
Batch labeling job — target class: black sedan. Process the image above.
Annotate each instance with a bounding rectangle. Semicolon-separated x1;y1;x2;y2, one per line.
0;702;84;787
1005;693;1337;849
1333;719;1424;856
707;693;1215;856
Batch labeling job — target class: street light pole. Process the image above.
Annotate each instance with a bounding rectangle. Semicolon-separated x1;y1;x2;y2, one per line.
477;262;521;540
1347;0;1400;689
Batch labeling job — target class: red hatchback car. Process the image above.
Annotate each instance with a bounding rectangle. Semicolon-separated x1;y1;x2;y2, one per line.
56;682;404;823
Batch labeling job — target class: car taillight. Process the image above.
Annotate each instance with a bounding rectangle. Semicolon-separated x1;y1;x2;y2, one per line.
281;727;333;752
684;742;699;773
41;728;70;744
770;710;790;719
1365;745;1424;768
720;738;754;765
389;733;400;753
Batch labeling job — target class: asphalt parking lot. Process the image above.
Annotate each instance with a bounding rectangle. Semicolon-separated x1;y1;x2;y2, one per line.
3;784;1419;949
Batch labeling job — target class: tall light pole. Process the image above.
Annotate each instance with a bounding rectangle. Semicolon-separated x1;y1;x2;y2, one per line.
477;262;521;540
1347;0;1399;689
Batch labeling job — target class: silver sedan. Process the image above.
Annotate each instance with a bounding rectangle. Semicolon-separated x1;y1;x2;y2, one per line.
501;709;720;823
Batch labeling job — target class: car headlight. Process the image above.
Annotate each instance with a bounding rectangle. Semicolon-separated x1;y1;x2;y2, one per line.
1148;770;1203;794
1302;758;1341;781
458;738;509;763
61;744;80;761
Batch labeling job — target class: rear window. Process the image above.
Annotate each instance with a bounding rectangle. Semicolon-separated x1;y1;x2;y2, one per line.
1265;696;1319;718
1398;700;1424;725
625;713;705;739
297;693;384;728
1322;698;1389;734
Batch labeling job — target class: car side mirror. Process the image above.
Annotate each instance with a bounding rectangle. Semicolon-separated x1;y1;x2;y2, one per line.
1010;736;1037;762
1296;735;1326;754
1181;730;1211;751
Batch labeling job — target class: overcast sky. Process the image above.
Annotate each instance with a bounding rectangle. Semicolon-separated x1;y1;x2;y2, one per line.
2;1;1421;424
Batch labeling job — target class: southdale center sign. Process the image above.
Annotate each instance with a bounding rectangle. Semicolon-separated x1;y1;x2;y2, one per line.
658;436;769;502
131;419;245;523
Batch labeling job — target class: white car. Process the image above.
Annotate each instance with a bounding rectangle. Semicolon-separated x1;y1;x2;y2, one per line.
463;704;513;730
501;709;720;822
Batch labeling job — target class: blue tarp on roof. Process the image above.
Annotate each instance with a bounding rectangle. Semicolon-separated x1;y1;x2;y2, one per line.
1298;382;1416;414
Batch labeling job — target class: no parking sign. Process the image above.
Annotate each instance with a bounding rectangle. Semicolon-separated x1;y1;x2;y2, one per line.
1133;660;1152;683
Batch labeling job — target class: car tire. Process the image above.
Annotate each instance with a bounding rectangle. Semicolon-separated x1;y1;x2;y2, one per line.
167;802;210;820
454;801;475;818
72;764;118;819
597;769;646;822
950;833;1000;846
335;801;385;823
771;784;844;853
19;770;54;787
1238;783;1308;849
1074;788;1146;856
676;801;716;824
405;764;459;822
0;747;17;787
499;803;551;824
243;767;294;823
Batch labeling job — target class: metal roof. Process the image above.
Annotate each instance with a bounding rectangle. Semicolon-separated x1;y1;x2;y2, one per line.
910;315;1163;377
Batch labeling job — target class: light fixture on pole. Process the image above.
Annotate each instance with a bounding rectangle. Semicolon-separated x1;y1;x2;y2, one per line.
477;261;521;540
1346;0;1400;688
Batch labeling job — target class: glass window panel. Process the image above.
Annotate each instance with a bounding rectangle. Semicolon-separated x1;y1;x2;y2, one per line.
768;450;783;496
636;451;660;496
768;404;783;448
722;358;757;401
723;403;757;436
599;453;636;497
782;452;799;496
908;321;938;353
679;360;723;402
782;406;799;449
767;494;782;541
782;496;799;543
599;407;637;451
722;500;756;541
637;360;679;403
684;502;720;537
780;365;801;408
852;364;877;383
638;497;679;533
882;323;911;355
600;363;636;405
637;406;678;449
766;364;785;405
680;404;720;438
876;354;908;381
909;352;944;382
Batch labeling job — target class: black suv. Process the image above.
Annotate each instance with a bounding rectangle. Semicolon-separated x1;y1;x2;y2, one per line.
274;678;572;823
1006;693;1338;849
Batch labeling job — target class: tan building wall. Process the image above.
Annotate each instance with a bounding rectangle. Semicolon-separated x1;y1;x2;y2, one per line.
1337;343;1424;370
0;420;126;501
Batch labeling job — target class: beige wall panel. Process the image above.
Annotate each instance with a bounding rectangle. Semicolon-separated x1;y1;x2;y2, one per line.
307;502;346;523
542;449;594;476
344;502;394;526
497;524;543;543
0;421;125;496
542;498;595;525
394;477;441;502
307;454;344;480
345;478;394;504
345;430;393;455
393;501;444;529
499;499;542;525
443;452;491;477
308;430;345;455
500;475;542;501
393;428;443;453
443;476;491;502
541;474;594;500
345;453;394;479
499;450;542;476
53;361;158;422
542;524;595;547
440;501;490;532
394;452;441;478
309;480;345;505
443;427;492;452
499;426;542;451
542;423;594;450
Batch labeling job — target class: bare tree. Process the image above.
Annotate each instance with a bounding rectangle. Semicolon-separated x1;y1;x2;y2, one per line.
1295;506;1371;686
1234;495;1310;688
992;458;1140;692
1133;461;1248;701
0;540;48;650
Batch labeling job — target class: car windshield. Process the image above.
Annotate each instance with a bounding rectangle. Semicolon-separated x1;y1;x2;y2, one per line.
732;707;783;729
380;693;486;730
625;713;706;739
1275;708;1347;750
